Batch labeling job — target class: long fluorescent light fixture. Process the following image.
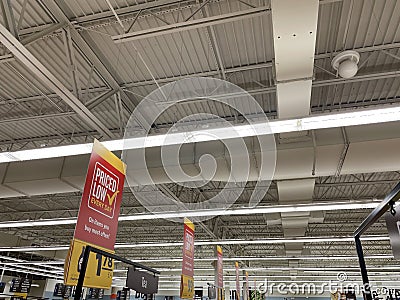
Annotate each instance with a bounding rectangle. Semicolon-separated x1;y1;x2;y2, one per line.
0;200;380;228
124;254;393;263
0;105;400;163
0;235;388;252
0;265;63;280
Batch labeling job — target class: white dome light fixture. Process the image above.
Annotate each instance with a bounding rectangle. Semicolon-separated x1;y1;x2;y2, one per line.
331;50;360;79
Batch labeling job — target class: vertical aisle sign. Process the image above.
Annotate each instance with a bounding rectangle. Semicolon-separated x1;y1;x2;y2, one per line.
64;139;126;289
245;272;249;300
216;246;223;288
235;262;240;300
216;246;223;300
180;218;195;299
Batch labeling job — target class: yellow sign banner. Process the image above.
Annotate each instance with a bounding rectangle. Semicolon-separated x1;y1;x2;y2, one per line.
14;293;28;299
64;239;114;289
180;274;194;299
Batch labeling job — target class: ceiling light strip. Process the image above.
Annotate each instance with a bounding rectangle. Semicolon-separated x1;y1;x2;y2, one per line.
0;200;380;228
123;254;393;263
0;105;400;163
0;235;388;252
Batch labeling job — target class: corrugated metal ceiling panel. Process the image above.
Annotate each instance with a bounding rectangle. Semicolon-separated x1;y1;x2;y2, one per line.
209;0;272;68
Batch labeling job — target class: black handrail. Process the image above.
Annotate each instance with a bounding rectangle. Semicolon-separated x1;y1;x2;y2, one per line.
353;181;400;300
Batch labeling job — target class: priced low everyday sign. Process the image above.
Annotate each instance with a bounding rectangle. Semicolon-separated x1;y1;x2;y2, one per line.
64;140;126;289
180;218;195;299
74;139;126;250
126;268;159;294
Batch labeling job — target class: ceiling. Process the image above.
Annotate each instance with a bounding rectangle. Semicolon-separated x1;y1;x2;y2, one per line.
0;0;400;295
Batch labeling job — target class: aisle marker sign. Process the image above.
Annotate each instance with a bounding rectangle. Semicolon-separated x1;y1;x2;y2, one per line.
216;246;223;288
64;139;126;289
216;246;223;300
180;218;195;299
74;139;126;250
245;271;249;300
235;262;240;299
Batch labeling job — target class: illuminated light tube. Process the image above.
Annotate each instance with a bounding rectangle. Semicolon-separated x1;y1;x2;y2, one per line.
0;105;399;163
0;265;63;279
123;255;393;263
0;235;388;252
114;266;400;273
0;200;380;229
0;263;63;277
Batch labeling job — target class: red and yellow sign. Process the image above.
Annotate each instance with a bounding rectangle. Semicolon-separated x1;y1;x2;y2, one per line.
64;239;114;288
235;261;240;299
14;293;28;299
64;140;126;289
74;139;126;250
216;246;223;289
245;271;249;300
180;218;195;299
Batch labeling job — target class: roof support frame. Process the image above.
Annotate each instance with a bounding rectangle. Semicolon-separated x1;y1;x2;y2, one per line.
0;22;114;138
0;0;18;38
112;6;270;43
42;0;151;129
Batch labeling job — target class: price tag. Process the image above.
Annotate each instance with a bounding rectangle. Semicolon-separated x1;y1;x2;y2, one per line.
180;274;194;299
64;239;114;289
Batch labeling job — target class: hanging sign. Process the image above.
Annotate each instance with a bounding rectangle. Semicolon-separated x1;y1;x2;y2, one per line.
245;272;249;300
74;139;126;250
180;218;195;299
208;286;216;299
126;268;159;294
216;246;223;289
235;262;240;299
64;139;126;289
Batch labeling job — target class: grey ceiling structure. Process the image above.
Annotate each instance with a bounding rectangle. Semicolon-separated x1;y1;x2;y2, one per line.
0;0;400;294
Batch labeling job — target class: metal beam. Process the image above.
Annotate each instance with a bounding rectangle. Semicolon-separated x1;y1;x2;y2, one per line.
0;22;66;63
16;0;28;36
112;6;270;43
0;112;75;124
86;89;118;109
61;27;80;98
0;22;114;138
201;1;226;80
71;0;339;25
73;0;187;24
122;62;273;88
1;66;397;112
21;22;65;46
313;70;400;87
0;0;17;37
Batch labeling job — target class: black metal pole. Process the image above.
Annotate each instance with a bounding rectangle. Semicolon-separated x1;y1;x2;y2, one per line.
74;245;92;300
355;236;372;300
